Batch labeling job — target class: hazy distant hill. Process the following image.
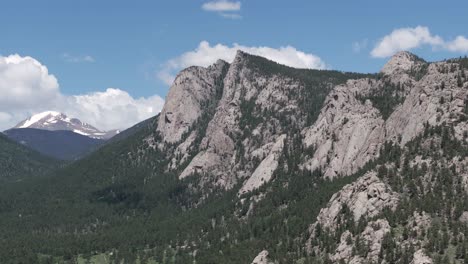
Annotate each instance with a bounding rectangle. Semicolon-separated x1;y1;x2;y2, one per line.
4;128;105;160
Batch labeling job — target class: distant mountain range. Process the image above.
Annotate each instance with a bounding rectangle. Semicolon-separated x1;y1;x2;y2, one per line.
3;111;120;160
3;128;105;160
13;111;119;139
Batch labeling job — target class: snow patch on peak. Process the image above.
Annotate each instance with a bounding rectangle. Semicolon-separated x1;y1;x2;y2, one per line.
18;111;62;128
13;111;117;140
73;129;90;136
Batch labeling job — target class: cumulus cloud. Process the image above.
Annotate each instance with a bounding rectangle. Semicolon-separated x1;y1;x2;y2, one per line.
0;54;164;131
0;54;60;110
64;89;164;131
202;0;241;12
371;26;468;57
158;41;327;85
446;36;468;52
62;53;95;63
202;1;242;19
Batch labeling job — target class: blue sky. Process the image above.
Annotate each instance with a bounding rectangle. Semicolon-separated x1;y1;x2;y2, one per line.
0;0;467;130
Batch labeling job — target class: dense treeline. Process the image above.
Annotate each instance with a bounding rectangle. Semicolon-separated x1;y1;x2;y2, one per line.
0;133;60;181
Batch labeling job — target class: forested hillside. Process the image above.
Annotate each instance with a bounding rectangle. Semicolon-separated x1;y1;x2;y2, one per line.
0;133;60;181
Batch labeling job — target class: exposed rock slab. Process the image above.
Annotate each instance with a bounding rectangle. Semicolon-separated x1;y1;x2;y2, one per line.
332;219;391;263
239;134;286;195
157;60;228;143
314;172;399;229
251;250;271;264
302;82;385;178
411;249;433;264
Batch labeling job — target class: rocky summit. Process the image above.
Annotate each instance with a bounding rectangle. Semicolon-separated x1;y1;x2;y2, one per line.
0;50;467;264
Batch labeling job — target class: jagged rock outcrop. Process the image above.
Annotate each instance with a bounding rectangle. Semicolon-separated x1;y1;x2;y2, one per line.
156;50;466;198
302;50;467;178
386;60;467;144
151;50;467;263
381;51;426;75
313;172;399;230
177;51;256;187
157;60;228;143
411;249;433;264
459;211;468;223
307;172;399;261
176;51;322;190
238;134;286;194
251;250;272;264
302;81;385;178
331;219;391;263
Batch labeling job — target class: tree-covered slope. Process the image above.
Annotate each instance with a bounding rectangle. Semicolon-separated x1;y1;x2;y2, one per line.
0;133;60;181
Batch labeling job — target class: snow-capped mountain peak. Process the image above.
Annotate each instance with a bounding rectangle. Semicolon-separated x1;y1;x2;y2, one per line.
13;111;117;139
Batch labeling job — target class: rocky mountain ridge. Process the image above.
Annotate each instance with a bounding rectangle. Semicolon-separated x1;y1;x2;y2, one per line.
157;51;372;193
157;51;466;192
152;50;467;263
0;50;466;264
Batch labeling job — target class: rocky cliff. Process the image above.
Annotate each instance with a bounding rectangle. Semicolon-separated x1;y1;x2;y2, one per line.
151;50;467;263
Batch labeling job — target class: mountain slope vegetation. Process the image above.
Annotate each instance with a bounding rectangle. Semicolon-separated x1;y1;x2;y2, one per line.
0;51;466;264
0;133;60;182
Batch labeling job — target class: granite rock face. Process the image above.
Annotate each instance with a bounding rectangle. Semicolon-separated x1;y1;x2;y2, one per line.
381;51;426;75
157;60;229;143
302;51;467;179
238;134;286;195
411;249;433;264
151;50;467;263
302;81;385;178
386;60;468;144
313;172;399;230
172;51;319;191
251;250;272;264
331;219;391;263
157;50;467;194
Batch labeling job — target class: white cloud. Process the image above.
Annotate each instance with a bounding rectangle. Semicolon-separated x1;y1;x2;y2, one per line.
202;1;242;19
0;54;164;131
202;1;241;12
62;53;95;63
371;26;468;57
0;54;60;110
371;26;443;58
446;36;468;52
158;41;327;85
63;88;164;131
